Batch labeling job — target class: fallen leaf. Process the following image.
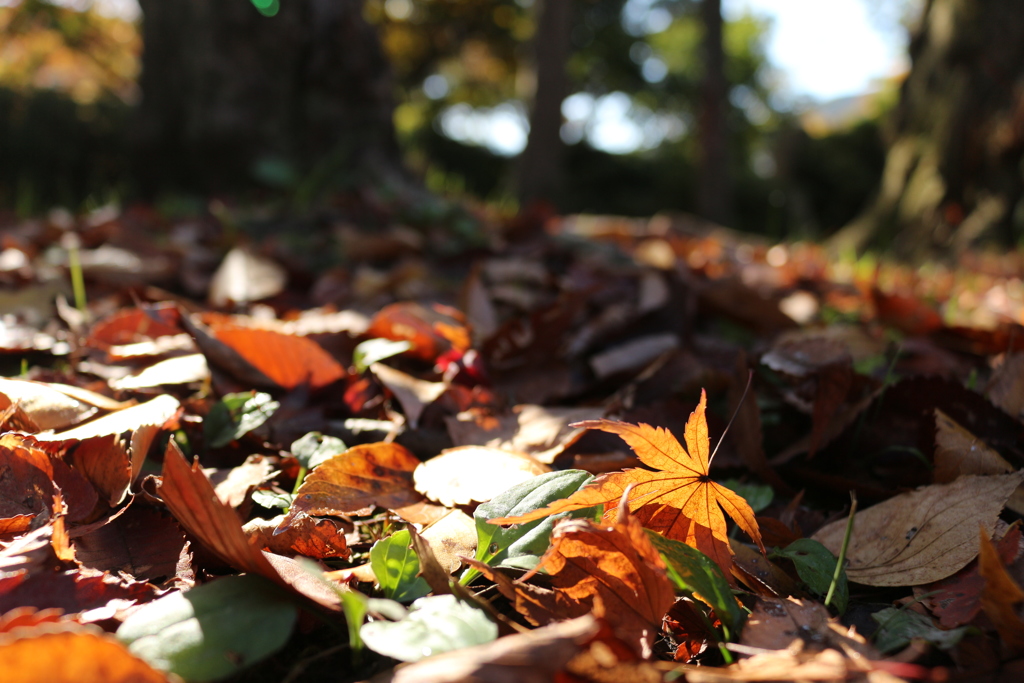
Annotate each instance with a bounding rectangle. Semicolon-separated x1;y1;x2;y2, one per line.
40;433;133;508
371;362;447;429
489;390;764;578
73;502;187;581
243;515;350;560
813;473;1024;586
208;246;287;307
157;440;339;610
988;352;1024;420
934;410;1024;513
414;446;550;507
368;613;599;683
86;302;183;348
419;509;477;574
366;302;470;363
0;625;173;683
181;313;345;391
279;442;423;531
740;597;878;659
0;566;159;617
0;433;57;527
111;354;210;390
445;405;604;464
0;377;99;431
484;500;675;656
979;526;1024;654
117;574;297;681
37;394;181;482
922;524;1022;628
362;594;497;662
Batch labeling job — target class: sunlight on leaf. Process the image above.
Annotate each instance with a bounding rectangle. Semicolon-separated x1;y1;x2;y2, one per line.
370;529;431;603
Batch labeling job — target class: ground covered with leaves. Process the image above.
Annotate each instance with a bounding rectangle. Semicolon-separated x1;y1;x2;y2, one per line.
3;201;1024;682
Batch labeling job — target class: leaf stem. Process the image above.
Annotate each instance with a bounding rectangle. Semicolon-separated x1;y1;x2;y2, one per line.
710;370;752;466
825;491;856;609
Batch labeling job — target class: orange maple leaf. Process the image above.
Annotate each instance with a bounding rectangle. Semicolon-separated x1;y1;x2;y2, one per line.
488;389;765;577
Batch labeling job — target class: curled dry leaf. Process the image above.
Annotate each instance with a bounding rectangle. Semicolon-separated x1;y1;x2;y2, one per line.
489;390;764;579
979;526;1024;655
181;312;345;391
157;441;338;610
476;500;675;657
371;362;447;429
37;394;181;483
445;405;604;464
0;434;57;531
0;378;99;431
243;515;350;560
414;446;550;508
813;473;1024;586
0;625;173;683
934;409;1024;513
279;442;423;531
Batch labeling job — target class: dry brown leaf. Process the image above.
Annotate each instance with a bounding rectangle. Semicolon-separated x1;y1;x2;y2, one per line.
988;352;1024;421
0;378;99;431
38;434;133;508
243;515;350;560
0;433;56;528
413;446;549;507
741;597;877;659
0;624;173;683
38;394;181;482
158;440;339;610
934;410;1024;513
419;509;477;574
480;500;675;657
279;442;423;531
445;405;604;464
813;473;1024;586
979;526;1024;655
371;362;447;429
489;390;764;579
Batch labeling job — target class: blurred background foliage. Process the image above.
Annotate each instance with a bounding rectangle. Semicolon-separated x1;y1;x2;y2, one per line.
0;0;891;239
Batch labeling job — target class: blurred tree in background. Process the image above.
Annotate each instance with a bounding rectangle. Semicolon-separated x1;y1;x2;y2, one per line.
0;0;893;241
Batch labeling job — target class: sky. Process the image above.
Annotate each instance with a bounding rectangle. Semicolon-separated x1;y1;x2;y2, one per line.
724;0;910;104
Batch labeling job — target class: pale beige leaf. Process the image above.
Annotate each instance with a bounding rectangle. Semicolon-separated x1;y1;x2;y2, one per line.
414;446;549;507
445;404;604;464
934;409;1024;514
813;473;1024;586
371;362;447;429
110;354;209;390
0;378;98;431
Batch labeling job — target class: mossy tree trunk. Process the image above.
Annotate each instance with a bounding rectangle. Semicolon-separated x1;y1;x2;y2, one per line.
833;0;1024;258
132;0;404;197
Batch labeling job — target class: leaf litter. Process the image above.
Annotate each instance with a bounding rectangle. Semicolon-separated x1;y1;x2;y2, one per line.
5;207;1024;681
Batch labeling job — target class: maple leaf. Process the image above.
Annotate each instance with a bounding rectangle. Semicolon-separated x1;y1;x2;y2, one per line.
488;389;764;577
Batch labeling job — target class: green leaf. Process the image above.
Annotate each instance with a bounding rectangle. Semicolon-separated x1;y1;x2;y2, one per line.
871;607;973;653
370;529;431;602
290;431;347;470
252;489;294;510
646;530;745;637
462;469;596;585
772;538;848;614
353;338;412;373
720;479;773;513
116;574;297;682
360;594;497;662
204;391;280;449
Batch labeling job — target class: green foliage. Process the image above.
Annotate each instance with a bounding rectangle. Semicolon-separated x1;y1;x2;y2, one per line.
116;575;297;682
646;530;745;638
462;469;598;585
720;479;773;513
370;529;431;602
772;538;849;614
871;607;973;653
290;432;347;470
360;594;498;662
204;391;280;449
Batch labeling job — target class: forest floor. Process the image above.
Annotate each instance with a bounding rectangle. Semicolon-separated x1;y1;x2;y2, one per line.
3;197;1024;682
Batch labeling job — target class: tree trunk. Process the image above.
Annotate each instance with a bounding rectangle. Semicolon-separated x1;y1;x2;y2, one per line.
697;0;733;227
517;0;572;207
132;0;403;196
832;0;1024;258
